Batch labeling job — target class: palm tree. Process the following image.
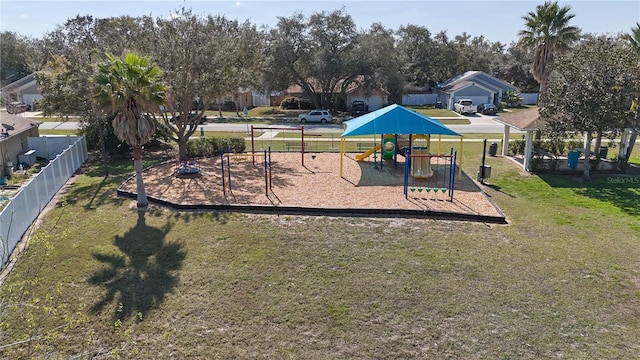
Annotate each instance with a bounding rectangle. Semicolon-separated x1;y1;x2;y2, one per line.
93;52;166;207
624;22;640;53
518;1;580;94
623;23;640;164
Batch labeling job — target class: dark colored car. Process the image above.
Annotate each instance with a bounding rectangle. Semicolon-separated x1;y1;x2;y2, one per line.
477;103;497;115
350;100;369;116
170;112;208;124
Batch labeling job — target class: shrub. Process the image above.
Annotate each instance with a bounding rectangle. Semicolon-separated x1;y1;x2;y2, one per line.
280;97;313;110
565;140;583;152
222;101;236;111
508;140;525;155
31;98;43;111
533;140;563;155
511;139;581;157
279;97;296;109
186;136;246;158
547;139;565;155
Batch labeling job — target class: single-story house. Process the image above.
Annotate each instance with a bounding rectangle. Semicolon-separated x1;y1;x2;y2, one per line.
0;74;43;108
346;90;387;112
221;90;254;110
1;113;42;179
433;71;519;110
274;79;387;111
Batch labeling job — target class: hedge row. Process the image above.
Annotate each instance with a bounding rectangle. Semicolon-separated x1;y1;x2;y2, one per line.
508;139;584;156
186;137;246;158
280;96;313;110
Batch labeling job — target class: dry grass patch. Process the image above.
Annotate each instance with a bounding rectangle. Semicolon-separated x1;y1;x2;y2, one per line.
1;145;639;359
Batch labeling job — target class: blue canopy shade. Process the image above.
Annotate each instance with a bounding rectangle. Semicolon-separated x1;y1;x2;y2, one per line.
341;104;461;137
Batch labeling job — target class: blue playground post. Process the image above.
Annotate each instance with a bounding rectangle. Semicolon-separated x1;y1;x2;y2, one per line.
403;147;411;198
268;147;273;192
449;151;457;202
220;150;225;196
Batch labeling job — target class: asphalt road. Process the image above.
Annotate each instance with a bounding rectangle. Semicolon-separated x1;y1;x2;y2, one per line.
36;113;523;135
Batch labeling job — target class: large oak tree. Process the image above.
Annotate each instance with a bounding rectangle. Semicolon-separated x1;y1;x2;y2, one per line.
540;36;640;180
263;9;364;110
142;8;263;161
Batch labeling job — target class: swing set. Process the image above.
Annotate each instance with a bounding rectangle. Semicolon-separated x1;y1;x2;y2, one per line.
250;125;320;167
220;147;273;198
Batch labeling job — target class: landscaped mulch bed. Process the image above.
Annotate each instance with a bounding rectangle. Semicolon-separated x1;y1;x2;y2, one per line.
119;152;504;220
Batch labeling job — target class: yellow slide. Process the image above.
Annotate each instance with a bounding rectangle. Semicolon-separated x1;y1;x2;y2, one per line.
356;144;382;162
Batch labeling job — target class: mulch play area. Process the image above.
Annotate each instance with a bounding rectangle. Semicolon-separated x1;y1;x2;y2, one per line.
118;152;506;223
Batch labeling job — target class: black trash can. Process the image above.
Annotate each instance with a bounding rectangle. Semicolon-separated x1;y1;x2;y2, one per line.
435;101;442;109
599;146;608;159
488;142;498;156
477;165;492;181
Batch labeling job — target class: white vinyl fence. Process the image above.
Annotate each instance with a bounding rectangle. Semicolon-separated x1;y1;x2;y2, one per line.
401;94;438;106
520;93;539;105
1;136;87;269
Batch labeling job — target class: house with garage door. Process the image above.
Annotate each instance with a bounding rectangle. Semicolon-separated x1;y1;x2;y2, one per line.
0;74;42;108
274;78;387;112
1;113;42;180
433;71;518;111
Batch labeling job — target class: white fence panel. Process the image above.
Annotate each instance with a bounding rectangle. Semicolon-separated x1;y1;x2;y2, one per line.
34;170;49;212
28;136;78;160
0;204;12;266
402;94;438;106
252;94;270;107
520;93;539;105
43;164;58;207
1;136;87;269
23;178;41;221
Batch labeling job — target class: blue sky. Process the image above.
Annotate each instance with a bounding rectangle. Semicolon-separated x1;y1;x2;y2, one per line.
1;1;638;45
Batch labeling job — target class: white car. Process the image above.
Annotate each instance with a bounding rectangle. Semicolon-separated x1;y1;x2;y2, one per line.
297;110;332;124
453;99;477;115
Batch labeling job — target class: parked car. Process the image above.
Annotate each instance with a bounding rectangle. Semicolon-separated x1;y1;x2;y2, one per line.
6;101;29;114
298;110;332;124
477;103;497;115
350;100;369;116
169;112;208;124
453;99;477;115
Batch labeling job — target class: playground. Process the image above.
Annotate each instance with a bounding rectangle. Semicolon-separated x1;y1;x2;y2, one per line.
119;151;504;221
119;105;506;221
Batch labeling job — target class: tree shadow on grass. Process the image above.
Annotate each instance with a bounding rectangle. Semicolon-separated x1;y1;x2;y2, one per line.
484;184;515;198
88;210;186;321
538;174;640;217
573;184;640;217
57;175;126;210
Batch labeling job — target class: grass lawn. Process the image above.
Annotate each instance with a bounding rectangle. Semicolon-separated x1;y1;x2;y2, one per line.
28;115;83;123
406;105;460;118
39;129;81;136
1;141;639;358
498;105;538;114
433;118;470;125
